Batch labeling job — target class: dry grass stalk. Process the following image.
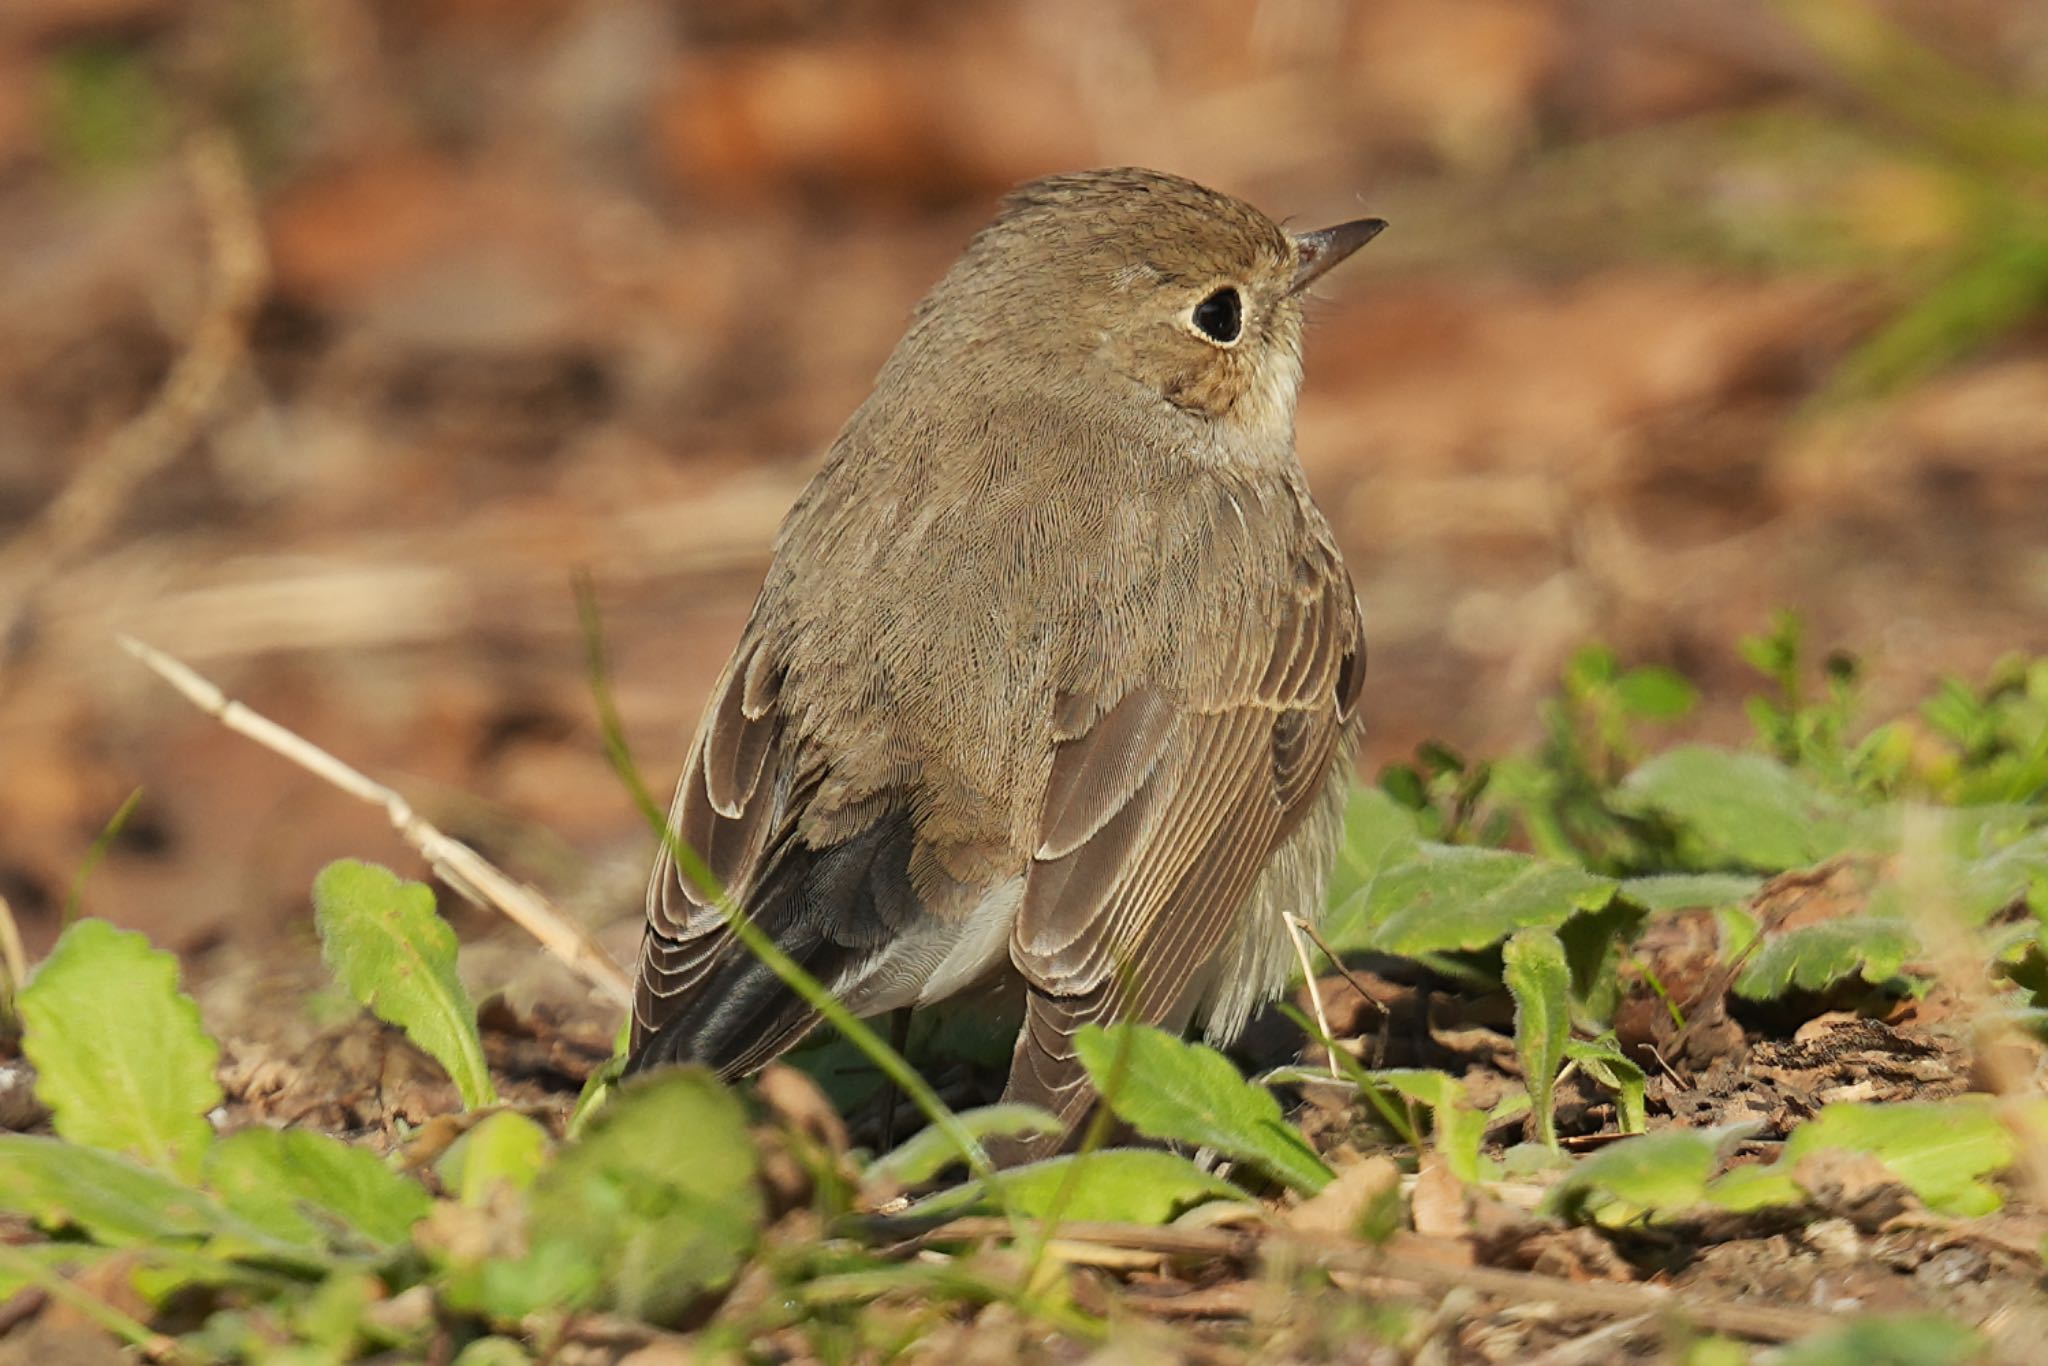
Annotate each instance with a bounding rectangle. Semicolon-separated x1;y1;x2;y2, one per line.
118;635;633;1008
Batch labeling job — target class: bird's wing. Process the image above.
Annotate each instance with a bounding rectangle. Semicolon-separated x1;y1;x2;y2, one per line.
1005;538;1364;1129
628;618;928;1076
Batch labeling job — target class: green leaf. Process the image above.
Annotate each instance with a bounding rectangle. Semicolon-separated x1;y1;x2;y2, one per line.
867;1104;1062;1187
1556;897;1647;1016
0;1133;233;1246
1369;1069;1489;1183
0;1243;121;1305
1076;1024;1331;1194
18;918;221;1179
913;1149;1243;1225
492;1068;762;1324
1328;842;1618;957
1771;1312;1984;1366
1618;873;1764;912
1504;930;1571;1150
452;1340;535;1366
1704;1160;1802;1213
1780;1099;2022;1217
207;1127;431;1248
1733;918;1920;999
1327;786;1423;919
1563;1037;1647;1134
1546;1127;1747;1224
1613;747;1861;871
1613;666;1698;720
438;1111;552;1206
313;860;497;1109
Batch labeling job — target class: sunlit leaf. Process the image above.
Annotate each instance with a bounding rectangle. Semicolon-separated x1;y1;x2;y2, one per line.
1614;747;1863;871
1546;1127;1750;1224
868;1104;1062;1187
313;860;497;1109
1327;786;1423;920
1328;842;1618;957
911;1149;1243;1225
1370;1069;1490;1183
1077;1024;1330;1194
1733;918;1920;999
208;1127;431;1249
438;1111;552;1207
0;1134;234;1246
1779;1098;2024;1217
1619;873;1764;912
1504;930;1570;1150
1563;1037;1647;1134
473;1068;762;1324
19;919;221;1179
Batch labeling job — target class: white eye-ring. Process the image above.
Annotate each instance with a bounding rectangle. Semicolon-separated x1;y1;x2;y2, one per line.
1189;286;1243;346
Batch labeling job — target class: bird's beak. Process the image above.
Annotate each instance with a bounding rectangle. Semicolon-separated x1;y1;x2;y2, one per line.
1289;217;1387;295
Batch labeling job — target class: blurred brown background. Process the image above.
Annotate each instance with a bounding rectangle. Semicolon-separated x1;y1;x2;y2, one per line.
1;0;2044;983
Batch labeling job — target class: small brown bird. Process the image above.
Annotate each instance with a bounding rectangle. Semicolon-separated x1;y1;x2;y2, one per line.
628;168;1379;1147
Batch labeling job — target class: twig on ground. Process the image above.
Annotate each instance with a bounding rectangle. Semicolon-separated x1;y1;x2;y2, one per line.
0;129;267;662
1299;918;1394;1067
889;1217;1839;1343
1522;1312;1657;1366
118;634;633;1007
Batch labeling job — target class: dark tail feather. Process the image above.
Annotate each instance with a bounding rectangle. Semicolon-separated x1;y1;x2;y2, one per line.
627;808;921;1079
626;932;834;1078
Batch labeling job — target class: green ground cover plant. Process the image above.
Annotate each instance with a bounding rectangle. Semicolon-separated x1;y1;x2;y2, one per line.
2;619;2043;1360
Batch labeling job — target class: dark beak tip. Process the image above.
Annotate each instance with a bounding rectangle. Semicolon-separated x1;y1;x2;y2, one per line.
1290;215;1388;293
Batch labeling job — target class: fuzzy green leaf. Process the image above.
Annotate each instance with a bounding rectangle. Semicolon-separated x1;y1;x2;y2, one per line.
1618;873;1764;912
1327;786;1423;918
1370;1069;1490;1183
476;1068;762;1324
1329;843;1618;957
0;1133;232;1246
1780;1099;2023;1217
1613;747;1861;872
1733;918;1920;999
913;1149;1243;1225
868;1104;1062;1187
1546;1127;1742;1224
1076;1024;1331;1193
313;860;497;1109
207;1127;431;1248
438;1111;552;1206
1504;930;1571;1150
18;918;221;1179
1563;1037;1647;1134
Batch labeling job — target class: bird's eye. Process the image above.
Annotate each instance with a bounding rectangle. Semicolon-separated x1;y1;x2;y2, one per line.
1190;287;1242;344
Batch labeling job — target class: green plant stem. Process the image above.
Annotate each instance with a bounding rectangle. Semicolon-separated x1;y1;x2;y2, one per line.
0;1244;176;1358
63;785;143;927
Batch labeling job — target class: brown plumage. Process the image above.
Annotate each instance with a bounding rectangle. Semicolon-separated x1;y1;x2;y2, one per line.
628;168;1381;1150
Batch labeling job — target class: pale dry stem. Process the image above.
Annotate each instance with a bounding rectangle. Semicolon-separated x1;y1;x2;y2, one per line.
1280;912;1340;1079
118;634;633;1007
